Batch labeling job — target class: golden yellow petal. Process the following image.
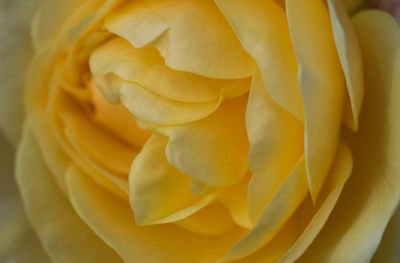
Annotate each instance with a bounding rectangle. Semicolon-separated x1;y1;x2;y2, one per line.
90;38;249;103
297;10;400;263
119;82;221;125
105;0;257;79
66;163;246;263
130;135;214;225
159;95;249;187
328;0;364;131
220;155;308;262
216;0;303;121
286;0;346;202
15;127;123;263
175;203;237;236
246;72;303;225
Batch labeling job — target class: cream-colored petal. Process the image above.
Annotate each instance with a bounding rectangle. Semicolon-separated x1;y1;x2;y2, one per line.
328;0;364;131
286;0;346;202
246;72;303;224
215;0;303;122
66;162;246;263
160;95;249;187
15;127;123;263
119;82;221;125
0;0;40;146
220;155;308;262
297;10;400;263
130;135;214;225
90;37;249;103
105;0;257;79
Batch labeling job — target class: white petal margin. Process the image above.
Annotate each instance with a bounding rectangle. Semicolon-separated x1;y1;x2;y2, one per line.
297;10;400;263
15;127;123;263
0;0;41;146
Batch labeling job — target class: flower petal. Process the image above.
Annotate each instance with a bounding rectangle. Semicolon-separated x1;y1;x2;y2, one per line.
66;162;246;263
105;0;257;79
0;0;40;146
286;0;346;202
119;82;221;125
297;10;400;263
90;38;249;103
15;127;124;263
219;155;309;262
328;0;364;131
215;0;303;122
129;135;214;225
246;72;303;224
160;95;249;187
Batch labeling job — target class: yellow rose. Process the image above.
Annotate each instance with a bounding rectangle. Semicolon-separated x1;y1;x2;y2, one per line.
0;0;399;262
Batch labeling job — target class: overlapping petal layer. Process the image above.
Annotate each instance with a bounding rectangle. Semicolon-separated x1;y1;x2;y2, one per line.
297;10;400;263
105;0;257;79
286;0;346;202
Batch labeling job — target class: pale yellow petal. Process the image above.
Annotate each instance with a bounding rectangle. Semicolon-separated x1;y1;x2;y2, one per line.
246;72;303;224
61;108;138;177
328;0;364;131
175;203;237;236
215;0;303;121
297;10;400;263
0;0;40;146
90;37;249;103
66;163;246;263
226;142;353;263
160;95;249;187
220;155;308;262
0;134;50;263
286;0;346;202
15;127;123;263
130;135;214;225
119;82;221;125
278;142;353;263
32;0;104;50
105;0;257;79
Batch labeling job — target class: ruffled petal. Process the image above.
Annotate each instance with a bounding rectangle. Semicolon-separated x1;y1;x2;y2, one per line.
246;72;303;224
15;127;124;263
286;0;346;202
105;0;257;79
159;95;249;187
129;135;214;225
119;82;221;125
215;0;303;121
90;37;249;103
328;0;364;131
297;10;400;263
66;162;246;263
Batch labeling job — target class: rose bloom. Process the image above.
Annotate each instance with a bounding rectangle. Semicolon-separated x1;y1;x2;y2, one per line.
0;0;399;262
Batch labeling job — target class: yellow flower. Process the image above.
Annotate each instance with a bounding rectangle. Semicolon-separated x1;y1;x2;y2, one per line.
0;0;399;262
